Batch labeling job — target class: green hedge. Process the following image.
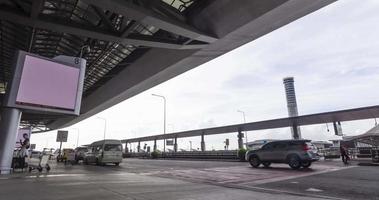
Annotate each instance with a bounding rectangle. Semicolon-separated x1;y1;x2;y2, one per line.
151;150;161;159
237;148;247;161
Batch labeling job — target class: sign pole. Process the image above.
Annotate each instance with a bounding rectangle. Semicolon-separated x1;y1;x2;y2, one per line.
59;141;63;157
56;130;68;159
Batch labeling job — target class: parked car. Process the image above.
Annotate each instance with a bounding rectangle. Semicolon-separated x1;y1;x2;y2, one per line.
57;148;75;163
245;139;320;169
74;146;89;163
84;140;123;166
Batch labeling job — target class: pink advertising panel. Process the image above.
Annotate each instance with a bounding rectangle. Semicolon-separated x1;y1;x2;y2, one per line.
15;55;80;110
15;128;31;149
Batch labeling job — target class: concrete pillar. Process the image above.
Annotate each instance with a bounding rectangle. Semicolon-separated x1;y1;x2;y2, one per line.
292;124;300;139
0;107;22;174
238;129;244;149
137;141;141;152
153;139;157;151
125;142;129;153
201;133;205;151
174;137;178;152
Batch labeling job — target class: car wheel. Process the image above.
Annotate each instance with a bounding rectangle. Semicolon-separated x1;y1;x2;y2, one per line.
288;155;301;169
262;162;271;168
249;156;261;168
114;162;120;166
301;161;312;168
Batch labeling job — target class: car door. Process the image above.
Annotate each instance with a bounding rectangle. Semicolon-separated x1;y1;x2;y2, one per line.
86;146;97;163
271;142;288;162
259;142;274;161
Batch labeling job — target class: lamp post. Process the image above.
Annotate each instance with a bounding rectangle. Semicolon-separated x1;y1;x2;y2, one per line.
97;117;107;141
72;128;80;147
152;94;166;152
237;110;248;147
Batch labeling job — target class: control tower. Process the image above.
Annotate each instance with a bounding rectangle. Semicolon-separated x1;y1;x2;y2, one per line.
283;77;301;139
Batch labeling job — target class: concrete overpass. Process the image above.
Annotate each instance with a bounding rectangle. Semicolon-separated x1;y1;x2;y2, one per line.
122;105;379;152
0;0;336;131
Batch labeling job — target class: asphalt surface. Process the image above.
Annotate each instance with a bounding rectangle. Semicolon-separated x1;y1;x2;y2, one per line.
0;158;378;200
258;165;379;200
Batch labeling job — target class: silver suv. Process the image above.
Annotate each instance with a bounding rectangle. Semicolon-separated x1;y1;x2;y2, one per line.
245;140;319;169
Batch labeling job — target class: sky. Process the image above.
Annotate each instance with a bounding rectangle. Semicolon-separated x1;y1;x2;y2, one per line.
32;0;379;151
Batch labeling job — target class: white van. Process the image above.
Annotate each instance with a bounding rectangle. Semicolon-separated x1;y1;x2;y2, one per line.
84;140;123;166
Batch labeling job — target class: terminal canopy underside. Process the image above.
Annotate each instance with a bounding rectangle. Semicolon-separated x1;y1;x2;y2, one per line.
0;0;213;130
0;0;336;132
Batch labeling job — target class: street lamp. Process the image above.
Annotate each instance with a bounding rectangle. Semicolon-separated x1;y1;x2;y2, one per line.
237;110;248;147
71;128;80;147
97;117;107;140
152;93;166;152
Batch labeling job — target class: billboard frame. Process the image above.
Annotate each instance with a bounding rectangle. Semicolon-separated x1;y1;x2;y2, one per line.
4;50;85;115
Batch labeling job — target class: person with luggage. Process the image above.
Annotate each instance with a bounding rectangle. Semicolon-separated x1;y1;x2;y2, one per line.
19;133;30;168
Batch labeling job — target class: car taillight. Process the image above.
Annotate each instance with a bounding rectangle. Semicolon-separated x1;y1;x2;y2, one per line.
303;144;311;151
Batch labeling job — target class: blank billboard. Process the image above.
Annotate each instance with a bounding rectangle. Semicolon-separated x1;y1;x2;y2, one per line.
16;55;80;110
5;51;85;115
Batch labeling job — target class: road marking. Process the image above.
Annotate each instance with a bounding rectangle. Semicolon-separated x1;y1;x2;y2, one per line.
237;185;348;200
306;188;323;192
25;173;85;178
247;165;357;185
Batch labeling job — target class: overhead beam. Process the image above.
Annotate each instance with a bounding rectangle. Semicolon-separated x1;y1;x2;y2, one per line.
122;105;379;143
0;10;207;49
81;0;217;43
120;21;139;38
91;5;117;31
30;0;44;19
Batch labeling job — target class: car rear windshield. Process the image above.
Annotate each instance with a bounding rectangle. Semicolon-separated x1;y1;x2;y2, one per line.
104;144;122;151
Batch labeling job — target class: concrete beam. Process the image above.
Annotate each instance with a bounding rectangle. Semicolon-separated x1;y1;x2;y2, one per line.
82;0;217;43
0;10;206;49
122;105;379;143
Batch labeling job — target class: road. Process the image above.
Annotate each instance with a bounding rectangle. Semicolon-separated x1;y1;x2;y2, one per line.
0;158;377;200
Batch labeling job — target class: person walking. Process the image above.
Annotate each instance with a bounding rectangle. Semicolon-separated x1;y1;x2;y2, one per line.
340;144;350;164
19;133;30;168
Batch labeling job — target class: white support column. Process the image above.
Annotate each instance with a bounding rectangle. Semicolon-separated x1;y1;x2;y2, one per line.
0;107;22;174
